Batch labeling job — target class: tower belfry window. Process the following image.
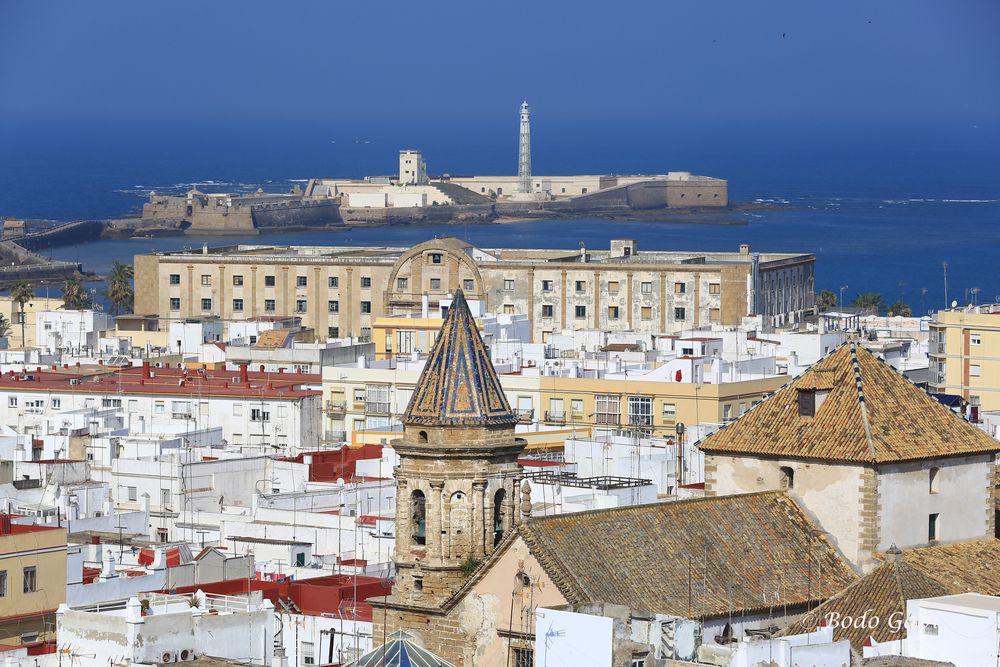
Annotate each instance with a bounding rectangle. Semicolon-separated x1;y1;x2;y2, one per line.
493;488;507;546
412;490;426;546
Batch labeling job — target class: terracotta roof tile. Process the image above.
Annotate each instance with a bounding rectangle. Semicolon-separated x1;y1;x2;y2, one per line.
779;539;1000;649
519;491;856;619
698;343;1000;463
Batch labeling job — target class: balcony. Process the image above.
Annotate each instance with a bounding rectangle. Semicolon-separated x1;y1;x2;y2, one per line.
515;409;534;424
325;401;347;415
544;411;566;425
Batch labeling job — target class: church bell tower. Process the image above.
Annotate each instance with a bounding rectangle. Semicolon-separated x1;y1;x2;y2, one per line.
391;289;528;604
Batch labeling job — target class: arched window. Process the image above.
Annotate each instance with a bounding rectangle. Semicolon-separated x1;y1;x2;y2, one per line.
411;490;426;546
929;467;940;494
493;488;507;547
779;466;795;490
418;430;428;444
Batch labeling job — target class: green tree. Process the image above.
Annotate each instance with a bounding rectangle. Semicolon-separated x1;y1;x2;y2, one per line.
0;313;10;340
62;278;92;310
888;300;913;317
10;281;34;347
816;290;838;312
850;292;884;314
104;261;134;315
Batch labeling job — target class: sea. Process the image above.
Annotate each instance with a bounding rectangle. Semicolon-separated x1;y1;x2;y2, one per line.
1;116;998;315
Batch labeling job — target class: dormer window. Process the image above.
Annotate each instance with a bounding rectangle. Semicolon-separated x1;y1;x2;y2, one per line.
798;389;815;417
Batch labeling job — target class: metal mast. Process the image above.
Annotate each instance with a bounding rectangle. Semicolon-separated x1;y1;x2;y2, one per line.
518;101;532;194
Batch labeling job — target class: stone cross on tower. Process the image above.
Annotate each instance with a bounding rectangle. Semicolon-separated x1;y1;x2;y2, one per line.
518;101;532;194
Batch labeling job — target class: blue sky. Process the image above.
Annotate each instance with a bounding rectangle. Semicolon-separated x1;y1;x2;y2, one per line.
1;0;998;128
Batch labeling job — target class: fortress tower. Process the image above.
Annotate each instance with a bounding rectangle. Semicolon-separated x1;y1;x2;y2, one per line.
388;289;528;605
517;101;532;194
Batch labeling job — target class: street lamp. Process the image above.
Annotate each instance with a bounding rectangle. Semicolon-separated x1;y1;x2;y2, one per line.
839;285;849;309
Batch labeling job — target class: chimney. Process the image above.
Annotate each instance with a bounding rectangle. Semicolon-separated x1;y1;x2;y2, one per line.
140;492;151;515
240;363;249;384
739;243;750;255
101;549;117;579
142;360;151;379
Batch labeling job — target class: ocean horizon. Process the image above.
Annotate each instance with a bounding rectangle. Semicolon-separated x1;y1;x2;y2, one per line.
2;115;998;313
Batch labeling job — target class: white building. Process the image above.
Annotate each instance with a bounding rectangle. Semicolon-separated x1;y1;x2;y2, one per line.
866;593;1000;666
0;363;322;452
56;590;275;666
398;149;427;185
35;310;114;356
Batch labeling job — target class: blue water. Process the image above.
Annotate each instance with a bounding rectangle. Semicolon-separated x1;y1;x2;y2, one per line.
1;117;998;314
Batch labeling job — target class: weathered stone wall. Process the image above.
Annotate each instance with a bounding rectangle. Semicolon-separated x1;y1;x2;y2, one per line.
340;204;493;225
705;453;868;571
251;199;343;228
665;180;729;207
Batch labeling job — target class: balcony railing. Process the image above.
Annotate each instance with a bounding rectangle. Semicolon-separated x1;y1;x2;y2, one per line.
515;409;534;423
594;413;620;426
544;411;566;424
326;401;347;414
365;401;391;415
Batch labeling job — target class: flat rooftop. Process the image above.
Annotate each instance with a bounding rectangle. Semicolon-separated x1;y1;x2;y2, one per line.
146;239;812;267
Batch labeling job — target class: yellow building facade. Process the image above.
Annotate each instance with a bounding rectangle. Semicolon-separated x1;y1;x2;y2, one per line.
929;307;1000;411
0;296;64;349
0;520;67;645
324;362;788;452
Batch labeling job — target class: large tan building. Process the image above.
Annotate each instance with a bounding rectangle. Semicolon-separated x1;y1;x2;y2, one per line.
929;304;1000;411
134;238;815;343
0;517;67;646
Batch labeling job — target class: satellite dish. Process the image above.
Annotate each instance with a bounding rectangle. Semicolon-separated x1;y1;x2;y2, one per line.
951;300;958;308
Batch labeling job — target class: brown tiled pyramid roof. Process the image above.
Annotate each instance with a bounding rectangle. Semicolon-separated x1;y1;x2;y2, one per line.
780;539;1000;649
402;289;517;427
519;491;856;619
698;343;1000;463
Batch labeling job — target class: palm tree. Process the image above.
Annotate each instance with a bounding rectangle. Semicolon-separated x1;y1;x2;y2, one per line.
888;300;913;317
850;292;884;315
10;281;33;348
0;314;10;340
104;261;134;315
62;278;92;310
816;290;838;312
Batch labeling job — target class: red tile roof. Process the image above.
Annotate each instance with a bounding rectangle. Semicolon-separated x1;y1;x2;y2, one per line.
0;365;320;400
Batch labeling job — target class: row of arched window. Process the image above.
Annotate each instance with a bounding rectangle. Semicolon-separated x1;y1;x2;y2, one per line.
410;487;509;548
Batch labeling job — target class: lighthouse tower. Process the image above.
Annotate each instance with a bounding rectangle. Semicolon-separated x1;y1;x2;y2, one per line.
517;101;532;195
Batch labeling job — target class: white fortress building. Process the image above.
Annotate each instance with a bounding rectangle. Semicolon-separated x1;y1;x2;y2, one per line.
303;101;728;209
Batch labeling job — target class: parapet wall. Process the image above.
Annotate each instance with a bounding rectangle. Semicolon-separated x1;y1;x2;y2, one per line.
341;203;493;225
251;199;342;228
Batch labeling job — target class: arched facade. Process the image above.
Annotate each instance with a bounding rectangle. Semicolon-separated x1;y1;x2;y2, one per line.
384;238;487;315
